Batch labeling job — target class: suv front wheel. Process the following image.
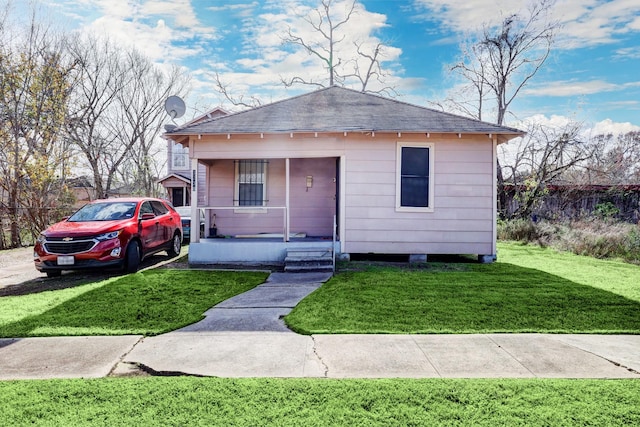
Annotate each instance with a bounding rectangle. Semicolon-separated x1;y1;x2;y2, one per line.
167;233;181;257
125;241;141;273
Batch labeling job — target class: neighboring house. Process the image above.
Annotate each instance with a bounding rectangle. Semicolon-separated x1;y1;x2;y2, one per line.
67;176;94;209
163;86;523;266
159;107;228;207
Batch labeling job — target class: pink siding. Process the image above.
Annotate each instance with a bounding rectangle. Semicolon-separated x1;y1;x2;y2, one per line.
206;157;336;237
342;134;495;255
191;132;496;255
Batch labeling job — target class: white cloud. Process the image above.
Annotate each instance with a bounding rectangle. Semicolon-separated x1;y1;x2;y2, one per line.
523;80;640;97
614;46;640;60
211;0;405;101
588;118;640;136
142;0;200;28
412;0;640;48
511;114;640;137
48;0;218;63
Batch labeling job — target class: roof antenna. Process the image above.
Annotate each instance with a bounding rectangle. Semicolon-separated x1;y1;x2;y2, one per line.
164;95;186;132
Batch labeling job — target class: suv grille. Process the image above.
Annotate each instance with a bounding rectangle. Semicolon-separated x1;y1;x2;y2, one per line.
45;240;96;254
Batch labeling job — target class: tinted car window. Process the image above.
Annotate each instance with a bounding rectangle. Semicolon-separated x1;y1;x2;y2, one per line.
151;200;169;215
139;201;154;217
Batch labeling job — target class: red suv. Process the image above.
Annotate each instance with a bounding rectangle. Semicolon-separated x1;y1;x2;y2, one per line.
34;198;182;277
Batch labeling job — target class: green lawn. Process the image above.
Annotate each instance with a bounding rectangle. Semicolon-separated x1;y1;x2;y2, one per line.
1;377;638;426
1;245;639;425
285;242;640;334
2;242;639;337
0;270;268;337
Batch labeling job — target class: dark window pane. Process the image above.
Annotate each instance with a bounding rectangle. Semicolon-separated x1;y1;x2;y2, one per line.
151;201;169;215
140;202;154;215
239;183;263;206
401;177;429;207
400;147;430;208
401;147;429;176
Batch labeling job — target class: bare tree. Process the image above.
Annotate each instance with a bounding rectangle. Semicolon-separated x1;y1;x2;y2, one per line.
281;0;395;94
0;10;75;247
281;0;356;88
65;34;128;199
448;0;560;217
501;120;597;218
216;0;396;107
579;131;640;185
213;71;263;109
451;0;559;125
115;50;189;196
66;34;189;198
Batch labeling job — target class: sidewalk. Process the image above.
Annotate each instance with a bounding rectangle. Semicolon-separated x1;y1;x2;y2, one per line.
1;271;639;380
1;333;639;380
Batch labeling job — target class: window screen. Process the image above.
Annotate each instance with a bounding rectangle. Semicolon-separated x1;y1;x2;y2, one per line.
400;147;430;207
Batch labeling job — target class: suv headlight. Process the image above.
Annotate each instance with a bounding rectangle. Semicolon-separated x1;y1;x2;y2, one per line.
96;230;122;241
36;234;46;244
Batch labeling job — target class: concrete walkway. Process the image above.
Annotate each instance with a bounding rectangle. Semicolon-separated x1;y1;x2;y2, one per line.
1;272;639;380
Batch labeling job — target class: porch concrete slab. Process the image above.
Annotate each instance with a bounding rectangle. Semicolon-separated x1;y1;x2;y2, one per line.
0;336;142;380
411;335;533;378
124;332;325;378
488;334;638;378
312;335;440;378
215;283;322;308
177;308;293;332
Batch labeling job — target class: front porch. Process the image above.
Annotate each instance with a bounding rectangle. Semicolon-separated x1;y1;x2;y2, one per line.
187;154;343;267
188;237;340;270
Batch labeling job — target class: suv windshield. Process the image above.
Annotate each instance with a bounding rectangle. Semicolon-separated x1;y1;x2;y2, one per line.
68;202;137;222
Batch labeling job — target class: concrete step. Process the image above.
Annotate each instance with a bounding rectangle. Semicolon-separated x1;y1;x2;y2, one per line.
284;255;333;263
286;247;333;258
284;247;334;273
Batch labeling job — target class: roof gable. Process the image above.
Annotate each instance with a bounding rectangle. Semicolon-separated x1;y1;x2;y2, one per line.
167;86;523;137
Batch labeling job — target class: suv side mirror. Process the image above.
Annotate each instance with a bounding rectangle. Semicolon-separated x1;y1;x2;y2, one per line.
140;213;156;221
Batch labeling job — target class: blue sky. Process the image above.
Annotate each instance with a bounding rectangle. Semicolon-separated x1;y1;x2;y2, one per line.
20;0;640;134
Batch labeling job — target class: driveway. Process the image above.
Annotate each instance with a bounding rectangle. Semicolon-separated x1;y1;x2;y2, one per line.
0;247;39;289
0;246;188;296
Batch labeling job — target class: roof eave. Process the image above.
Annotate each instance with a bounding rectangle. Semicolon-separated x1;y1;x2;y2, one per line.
164;129;526;139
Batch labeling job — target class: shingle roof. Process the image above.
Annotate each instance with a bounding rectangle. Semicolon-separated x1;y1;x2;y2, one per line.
167;86;523;136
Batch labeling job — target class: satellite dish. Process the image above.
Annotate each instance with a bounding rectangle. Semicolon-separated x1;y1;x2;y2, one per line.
165;95;185;120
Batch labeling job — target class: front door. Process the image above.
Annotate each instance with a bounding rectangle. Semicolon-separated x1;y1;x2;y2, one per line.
172;188;185;207
289;158;337;237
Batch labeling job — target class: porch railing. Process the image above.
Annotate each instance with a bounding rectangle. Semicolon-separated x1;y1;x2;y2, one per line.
332;214;337;271
198;206;288;242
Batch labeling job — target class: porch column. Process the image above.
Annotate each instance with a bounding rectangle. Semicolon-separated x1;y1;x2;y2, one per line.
183;184;187;206
339;155;346;254
285;157;290;242
491;135;498;257
190;157;199;243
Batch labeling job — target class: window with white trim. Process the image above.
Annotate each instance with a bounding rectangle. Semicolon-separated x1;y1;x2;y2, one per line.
171;142;189;170
396;142;434;212
235;160;268;206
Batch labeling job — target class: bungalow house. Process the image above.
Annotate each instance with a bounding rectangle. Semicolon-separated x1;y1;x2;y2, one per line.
163;86;523;269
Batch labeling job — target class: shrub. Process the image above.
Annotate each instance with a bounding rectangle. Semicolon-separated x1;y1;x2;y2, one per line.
594;201;620;219
498;218;640;264
497;218;538;242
